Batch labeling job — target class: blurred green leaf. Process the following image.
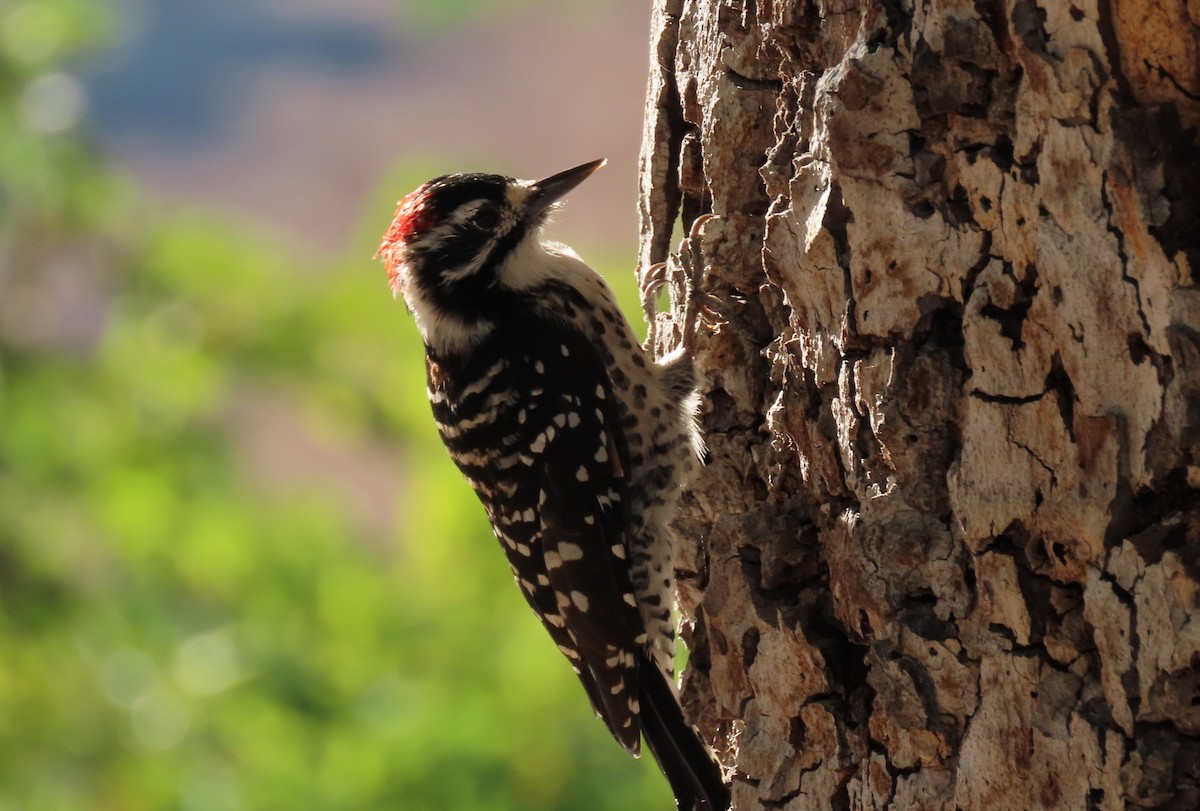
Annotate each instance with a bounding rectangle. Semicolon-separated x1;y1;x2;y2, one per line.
0;3;675;809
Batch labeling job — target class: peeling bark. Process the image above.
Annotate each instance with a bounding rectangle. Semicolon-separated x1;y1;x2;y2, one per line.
638;1;1200;808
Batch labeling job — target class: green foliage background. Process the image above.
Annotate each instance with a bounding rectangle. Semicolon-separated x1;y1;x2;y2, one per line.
0;2;671;809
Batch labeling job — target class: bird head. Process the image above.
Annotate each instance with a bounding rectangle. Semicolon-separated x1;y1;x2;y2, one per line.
377;159;605;309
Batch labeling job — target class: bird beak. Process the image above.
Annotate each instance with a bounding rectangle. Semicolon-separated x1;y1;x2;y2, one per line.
525;159;606;220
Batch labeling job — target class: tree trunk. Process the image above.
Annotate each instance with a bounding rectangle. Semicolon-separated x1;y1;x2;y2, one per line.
638;1;1200;808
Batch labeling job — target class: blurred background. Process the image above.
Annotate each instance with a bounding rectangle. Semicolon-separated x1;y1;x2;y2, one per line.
0;0;669;808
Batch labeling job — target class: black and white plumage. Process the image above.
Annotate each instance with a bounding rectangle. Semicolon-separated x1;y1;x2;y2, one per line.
378;160;729;810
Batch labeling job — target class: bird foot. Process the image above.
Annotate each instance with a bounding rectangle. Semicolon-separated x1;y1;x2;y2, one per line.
641;214;718;356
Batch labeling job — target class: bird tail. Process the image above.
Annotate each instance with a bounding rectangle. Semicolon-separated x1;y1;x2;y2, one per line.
638;654;731;811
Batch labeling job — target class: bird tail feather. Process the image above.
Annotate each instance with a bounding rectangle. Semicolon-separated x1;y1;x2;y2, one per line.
638;654;730;811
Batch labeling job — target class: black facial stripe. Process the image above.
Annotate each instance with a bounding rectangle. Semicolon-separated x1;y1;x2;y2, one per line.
477;219;530;281
421;214;534;323
404;175;505;306
430;229;484;274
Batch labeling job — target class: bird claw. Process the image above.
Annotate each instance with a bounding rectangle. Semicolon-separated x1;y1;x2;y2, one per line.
641;261;670;335
640;214;718;355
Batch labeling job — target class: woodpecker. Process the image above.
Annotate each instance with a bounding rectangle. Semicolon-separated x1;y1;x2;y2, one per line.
377;159;729;810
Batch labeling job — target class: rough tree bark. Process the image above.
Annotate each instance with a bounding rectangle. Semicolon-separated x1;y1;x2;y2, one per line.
638;1;1200;808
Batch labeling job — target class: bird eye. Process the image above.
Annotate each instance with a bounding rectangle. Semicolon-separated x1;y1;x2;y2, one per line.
474;206;501;230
